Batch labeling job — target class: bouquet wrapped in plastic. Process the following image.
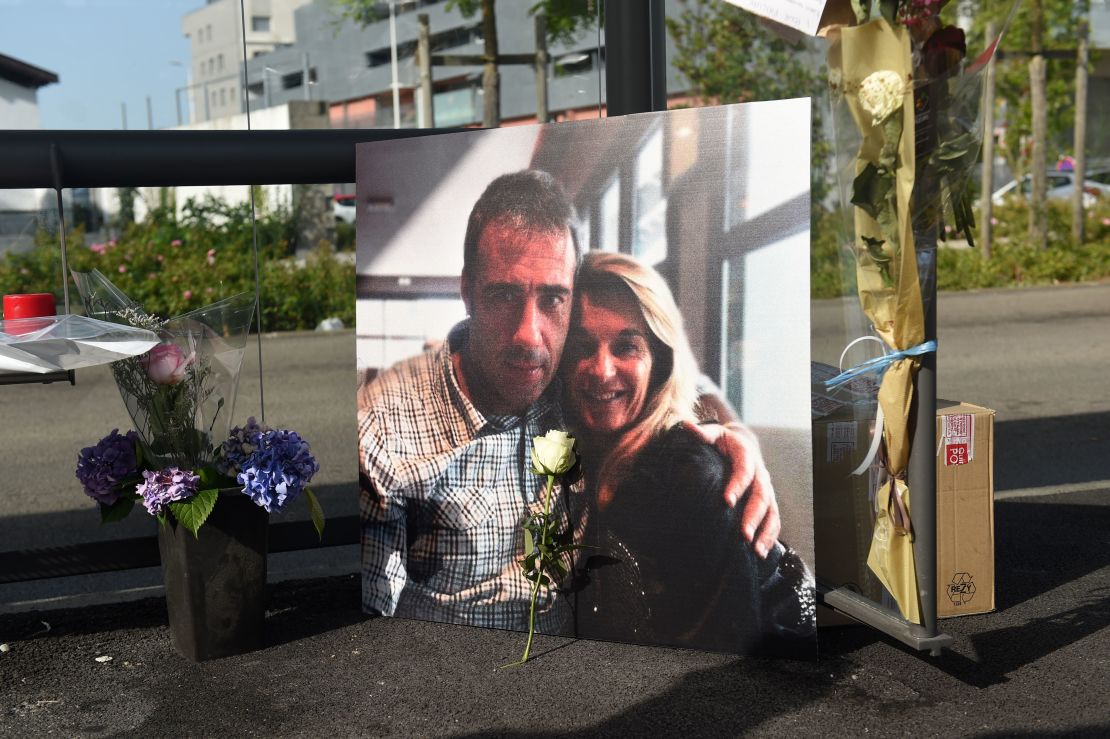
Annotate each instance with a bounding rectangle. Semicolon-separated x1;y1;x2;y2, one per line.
71;269;324;538
819;0;1011;623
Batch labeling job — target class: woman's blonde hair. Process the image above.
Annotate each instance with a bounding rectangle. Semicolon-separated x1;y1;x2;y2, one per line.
570;252;701;505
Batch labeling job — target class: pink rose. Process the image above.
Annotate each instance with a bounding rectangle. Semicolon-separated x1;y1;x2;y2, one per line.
207;248;216;266
143;344;193;385
183;290;193;300
118;265;127;274
1102;218;1110;227
171;239;182;247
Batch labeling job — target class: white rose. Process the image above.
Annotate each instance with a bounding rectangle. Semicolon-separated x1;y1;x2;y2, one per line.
858;70;906;126
530;430;577;476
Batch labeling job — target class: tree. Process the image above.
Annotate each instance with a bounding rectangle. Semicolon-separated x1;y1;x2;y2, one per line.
963;0;1084;248
334;0;599;127
665;0;832;206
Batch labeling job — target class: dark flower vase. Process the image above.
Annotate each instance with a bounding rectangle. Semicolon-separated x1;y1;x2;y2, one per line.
157;490;269;661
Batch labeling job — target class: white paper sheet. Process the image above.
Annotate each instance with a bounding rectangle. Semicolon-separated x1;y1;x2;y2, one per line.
0;315;159;375
725;0;829;36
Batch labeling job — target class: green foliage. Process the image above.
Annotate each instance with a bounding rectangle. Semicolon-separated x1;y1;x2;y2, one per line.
169;488;220;538
305;488;326;541
333;0;599;46
961;0;1091;176
0;196;353;332
811;197;1110;298
938;198;1110;289
665;0;832;205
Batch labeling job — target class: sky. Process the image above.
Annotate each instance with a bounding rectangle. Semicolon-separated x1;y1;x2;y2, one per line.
1;0;199;130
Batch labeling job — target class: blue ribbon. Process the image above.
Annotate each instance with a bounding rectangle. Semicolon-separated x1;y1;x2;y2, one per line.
823;340;937;392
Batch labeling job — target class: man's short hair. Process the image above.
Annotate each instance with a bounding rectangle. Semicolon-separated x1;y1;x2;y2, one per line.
462;170;581;280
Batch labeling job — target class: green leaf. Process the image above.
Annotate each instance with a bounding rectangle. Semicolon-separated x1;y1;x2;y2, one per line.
99;495;135;524
198;465;235;489
879;0;899;25
304;487;325;541
851;163;894;221
523;527;535;557
168;488;219;538
851;0;871;23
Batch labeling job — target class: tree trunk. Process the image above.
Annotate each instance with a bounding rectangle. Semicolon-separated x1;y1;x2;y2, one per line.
1029;0;1047;250
980;21;997;259
481;0;500;128
417;13;435;128
1072;7;1089;245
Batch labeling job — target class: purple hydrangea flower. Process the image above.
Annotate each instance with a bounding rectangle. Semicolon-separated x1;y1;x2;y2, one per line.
75;429;139;505
217;416;271;477
136;467;199;516
237;429;319;513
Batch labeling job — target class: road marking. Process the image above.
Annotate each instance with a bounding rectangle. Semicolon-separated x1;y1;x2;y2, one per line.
996;479;1109;500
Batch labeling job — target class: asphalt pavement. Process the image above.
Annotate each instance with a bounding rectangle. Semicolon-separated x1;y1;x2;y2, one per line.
0;283;1108;736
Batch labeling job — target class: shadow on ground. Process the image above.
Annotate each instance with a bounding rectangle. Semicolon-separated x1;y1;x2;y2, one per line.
995;412;1110;490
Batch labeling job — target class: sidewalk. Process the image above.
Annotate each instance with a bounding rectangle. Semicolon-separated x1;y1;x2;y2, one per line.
1;487;1107;737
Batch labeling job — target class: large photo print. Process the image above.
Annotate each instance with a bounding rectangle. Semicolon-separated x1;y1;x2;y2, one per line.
356;100;816;658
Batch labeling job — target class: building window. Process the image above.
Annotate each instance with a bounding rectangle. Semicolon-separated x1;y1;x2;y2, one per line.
220;88;227;106
365;22;482;68
218;54;224;72
206;24;212;42
211;90;218;107
553;50;594;78
252;16;271;32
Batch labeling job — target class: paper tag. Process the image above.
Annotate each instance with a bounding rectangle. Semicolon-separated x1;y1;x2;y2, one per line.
723;0;828;36
940;413;974;466
827;421;857;463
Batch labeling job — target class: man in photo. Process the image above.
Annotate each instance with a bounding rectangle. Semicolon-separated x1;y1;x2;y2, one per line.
358;169;780;633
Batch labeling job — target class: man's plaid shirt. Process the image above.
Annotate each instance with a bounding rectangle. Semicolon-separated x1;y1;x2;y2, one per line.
358;327;579;633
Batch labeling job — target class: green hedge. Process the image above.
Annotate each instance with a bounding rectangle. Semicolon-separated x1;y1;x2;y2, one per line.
0;197;354;332
811;199;1110;299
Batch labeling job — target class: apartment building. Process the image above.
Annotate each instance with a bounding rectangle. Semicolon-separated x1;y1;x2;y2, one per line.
182;0;313;123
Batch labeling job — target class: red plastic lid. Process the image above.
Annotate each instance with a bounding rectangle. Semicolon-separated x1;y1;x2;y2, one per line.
3;293;56;320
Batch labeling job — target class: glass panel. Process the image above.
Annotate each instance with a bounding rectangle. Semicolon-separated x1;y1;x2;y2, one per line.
0;179;357;599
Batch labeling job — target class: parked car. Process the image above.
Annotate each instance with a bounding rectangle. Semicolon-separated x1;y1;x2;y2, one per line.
991;170;1110;208
333;193;356;225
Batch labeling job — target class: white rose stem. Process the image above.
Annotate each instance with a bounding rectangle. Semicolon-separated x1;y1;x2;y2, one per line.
520;472;556;665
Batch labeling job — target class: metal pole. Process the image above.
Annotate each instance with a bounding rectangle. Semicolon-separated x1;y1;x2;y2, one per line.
389;0;401;129
146;95;154;130
603;0;666;116
175;88;183;127
909;273;940;648
303;52;311;101
120;102;127;130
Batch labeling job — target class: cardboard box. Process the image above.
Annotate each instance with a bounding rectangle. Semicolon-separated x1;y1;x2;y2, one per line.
936;401;996;618
812;395;996;624
812;407;885;626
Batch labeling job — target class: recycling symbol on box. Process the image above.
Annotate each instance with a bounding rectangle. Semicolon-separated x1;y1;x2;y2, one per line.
947;572;976;606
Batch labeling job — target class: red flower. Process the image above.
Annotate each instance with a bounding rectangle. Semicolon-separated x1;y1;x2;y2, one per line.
923;26;966;78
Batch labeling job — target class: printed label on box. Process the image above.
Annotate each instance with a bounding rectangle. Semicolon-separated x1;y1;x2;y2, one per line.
940;413;974;466
827;421;857;463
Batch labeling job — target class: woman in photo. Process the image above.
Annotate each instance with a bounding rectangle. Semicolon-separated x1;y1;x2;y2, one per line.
563;252;815;654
